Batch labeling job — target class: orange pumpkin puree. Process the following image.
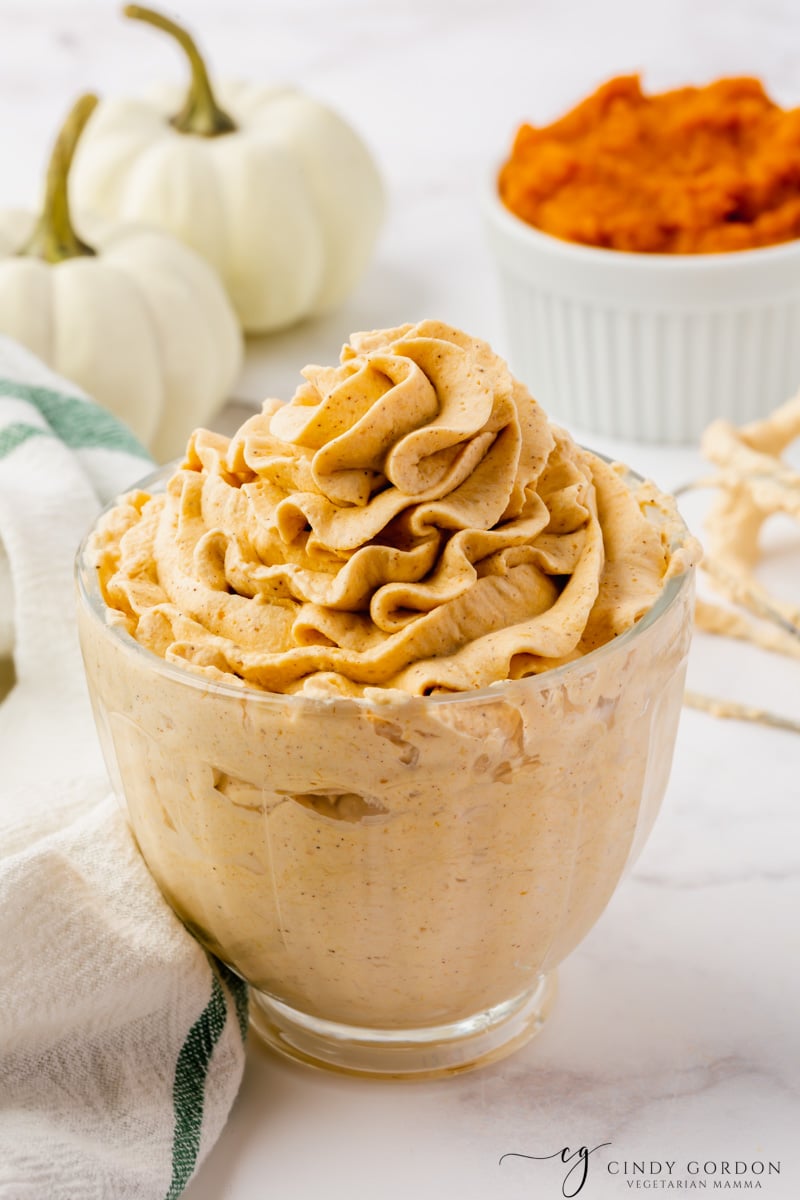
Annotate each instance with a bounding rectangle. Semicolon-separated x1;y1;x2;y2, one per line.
498;75;800;254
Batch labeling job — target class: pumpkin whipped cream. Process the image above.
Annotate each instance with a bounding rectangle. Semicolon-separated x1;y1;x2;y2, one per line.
91;319;695;697
80;320;698;1043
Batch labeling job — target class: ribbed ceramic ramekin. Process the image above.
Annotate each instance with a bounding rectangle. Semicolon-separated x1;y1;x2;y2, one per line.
484;182;800;443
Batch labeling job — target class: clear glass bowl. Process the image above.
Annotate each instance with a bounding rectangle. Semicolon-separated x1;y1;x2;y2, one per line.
76;462;695;1078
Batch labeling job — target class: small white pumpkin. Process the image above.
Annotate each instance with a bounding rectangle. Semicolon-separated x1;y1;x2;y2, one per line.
0;94;243;463
72;5;385;335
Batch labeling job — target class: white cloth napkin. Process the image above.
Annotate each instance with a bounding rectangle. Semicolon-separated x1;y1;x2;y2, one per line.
0;337;247;1200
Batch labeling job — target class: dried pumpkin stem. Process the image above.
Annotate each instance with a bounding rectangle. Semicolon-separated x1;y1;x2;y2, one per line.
19;94;98;264
124;4;237;137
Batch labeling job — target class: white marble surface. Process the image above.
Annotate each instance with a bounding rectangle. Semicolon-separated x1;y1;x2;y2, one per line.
3;1;799;1197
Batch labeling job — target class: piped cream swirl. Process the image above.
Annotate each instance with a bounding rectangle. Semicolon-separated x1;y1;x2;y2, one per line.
93;320;693;696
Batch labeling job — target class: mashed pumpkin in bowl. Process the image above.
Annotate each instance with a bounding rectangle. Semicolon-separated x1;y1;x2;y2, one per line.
485;75;800;441
498;74;800;254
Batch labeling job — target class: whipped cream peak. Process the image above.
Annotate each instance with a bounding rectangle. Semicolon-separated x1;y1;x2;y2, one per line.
92;320;695;697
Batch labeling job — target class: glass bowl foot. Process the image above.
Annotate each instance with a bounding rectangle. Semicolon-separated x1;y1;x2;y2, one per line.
249;971;557;1079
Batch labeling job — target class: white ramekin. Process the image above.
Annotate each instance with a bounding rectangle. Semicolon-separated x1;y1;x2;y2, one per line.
484;182;800;443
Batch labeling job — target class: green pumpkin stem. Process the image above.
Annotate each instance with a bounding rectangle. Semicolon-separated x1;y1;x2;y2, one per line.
123;5;237;137
19;94;98;264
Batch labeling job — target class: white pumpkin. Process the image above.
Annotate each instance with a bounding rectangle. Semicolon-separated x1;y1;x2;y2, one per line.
72;5;385;335
0;95;242;463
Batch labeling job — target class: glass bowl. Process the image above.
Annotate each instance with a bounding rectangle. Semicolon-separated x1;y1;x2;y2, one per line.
76;461;695;1078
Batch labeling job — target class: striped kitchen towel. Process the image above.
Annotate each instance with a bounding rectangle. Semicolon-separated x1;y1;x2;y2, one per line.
0;336;247;1200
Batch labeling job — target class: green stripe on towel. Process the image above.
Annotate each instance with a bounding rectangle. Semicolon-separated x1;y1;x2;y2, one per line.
0;378;149;459
0;422;48;460
164;972;229;1200
217;959;249;1043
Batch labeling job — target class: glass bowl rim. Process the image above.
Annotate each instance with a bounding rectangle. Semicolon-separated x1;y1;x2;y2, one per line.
75;456;695;711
